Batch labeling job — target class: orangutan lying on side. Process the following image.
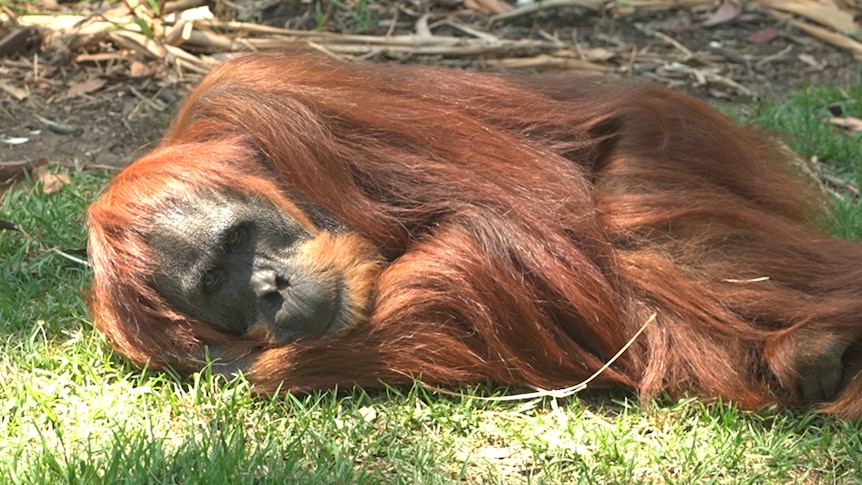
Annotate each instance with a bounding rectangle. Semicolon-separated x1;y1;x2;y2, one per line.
87;52;862;418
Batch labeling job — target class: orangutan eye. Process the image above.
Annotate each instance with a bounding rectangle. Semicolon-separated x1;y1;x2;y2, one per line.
222;226;246;253
202;269;223;293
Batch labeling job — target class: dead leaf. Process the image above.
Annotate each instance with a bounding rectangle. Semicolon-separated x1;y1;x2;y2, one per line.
0;158;48;184
830;116;862;132
756;0;860;34
0;219;21;232
703;0;742;27
32;165;71;194
464;0;513;15
59;77;106;101
1;137;29;145
582;47;616;62
747;28;778;43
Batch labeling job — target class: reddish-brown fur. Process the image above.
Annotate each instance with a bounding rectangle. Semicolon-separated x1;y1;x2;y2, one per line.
87;52;862;418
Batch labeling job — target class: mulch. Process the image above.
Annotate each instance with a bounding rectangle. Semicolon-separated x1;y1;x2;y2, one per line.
0;0;860;177
1;0;860;96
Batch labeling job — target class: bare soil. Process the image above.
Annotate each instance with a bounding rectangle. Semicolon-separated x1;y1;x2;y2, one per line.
1;4;859;171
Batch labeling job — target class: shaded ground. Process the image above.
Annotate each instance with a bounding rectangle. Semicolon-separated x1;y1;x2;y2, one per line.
1;3;860;171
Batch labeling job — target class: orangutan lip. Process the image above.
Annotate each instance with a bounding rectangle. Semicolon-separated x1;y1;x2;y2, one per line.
320;280;345;336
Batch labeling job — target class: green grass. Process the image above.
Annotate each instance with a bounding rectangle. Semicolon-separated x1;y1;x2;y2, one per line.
755;84;862;179
315;0;375;33
1;84;861;484
754;82;862;240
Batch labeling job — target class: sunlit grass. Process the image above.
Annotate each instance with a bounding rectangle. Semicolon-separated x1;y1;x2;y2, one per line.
755;82;862;240
1;83;861;483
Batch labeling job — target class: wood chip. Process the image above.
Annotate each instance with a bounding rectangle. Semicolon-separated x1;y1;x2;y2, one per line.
0;80;27;100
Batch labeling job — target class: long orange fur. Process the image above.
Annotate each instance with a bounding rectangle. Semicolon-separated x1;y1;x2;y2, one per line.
87;52;862;418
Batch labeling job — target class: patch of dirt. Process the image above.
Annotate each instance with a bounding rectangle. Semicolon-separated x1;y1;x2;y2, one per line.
1;3;859;172
0;64;188;171
528;8;861;99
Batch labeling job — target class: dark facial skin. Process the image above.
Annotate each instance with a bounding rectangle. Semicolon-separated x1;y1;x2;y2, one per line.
145;190;345;342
